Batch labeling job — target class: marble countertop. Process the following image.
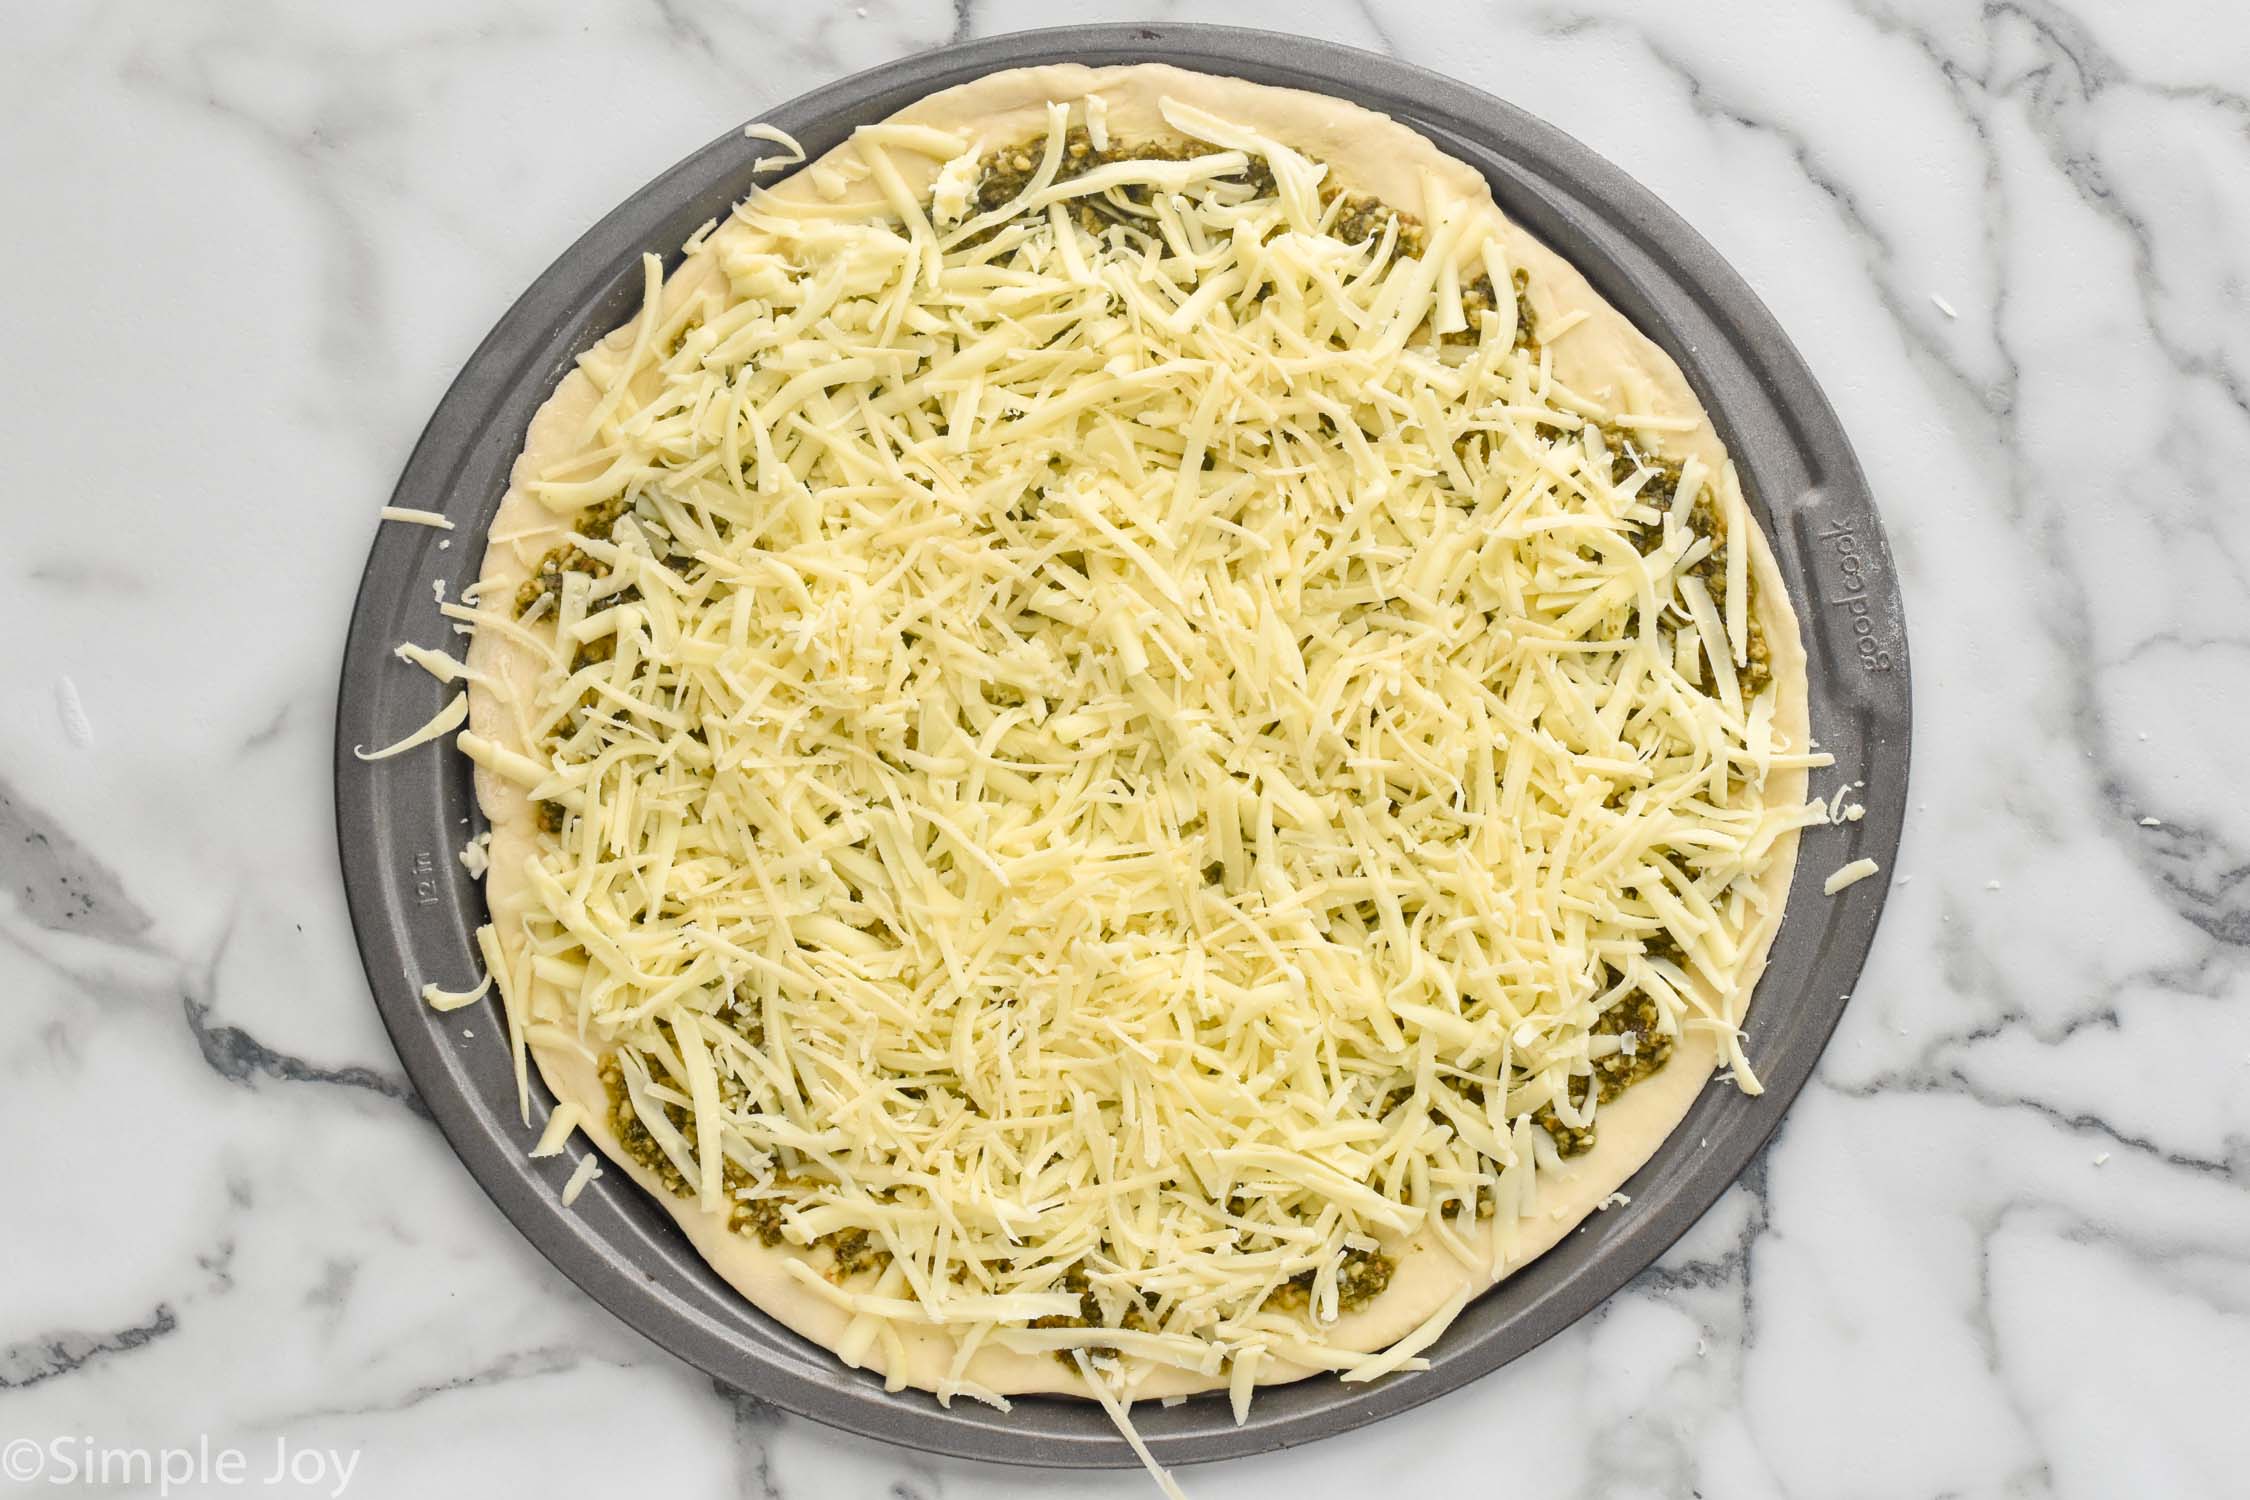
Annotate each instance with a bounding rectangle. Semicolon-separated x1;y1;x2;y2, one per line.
7;2;2247;1496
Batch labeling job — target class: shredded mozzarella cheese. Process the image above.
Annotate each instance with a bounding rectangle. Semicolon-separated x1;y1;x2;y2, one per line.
561;1153;604;1205
467;95;1826;1408
531;1101;588;1158
1823;858;1880;895
355;691;467;761
744;122;807;173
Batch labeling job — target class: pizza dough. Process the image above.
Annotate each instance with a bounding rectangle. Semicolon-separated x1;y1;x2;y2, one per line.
459;64;1814;1405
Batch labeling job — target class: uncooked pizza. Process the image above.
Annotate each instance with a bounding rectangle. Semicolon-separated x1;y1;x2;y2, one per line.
444;62;1826;1435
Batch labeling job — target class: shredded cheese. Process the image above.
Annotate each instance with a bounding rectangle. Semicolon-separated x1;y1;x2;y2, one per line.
1823;858;1880;895
744;122;807;173
395;641;476;685
472;95;1826;1410
1073;1350;1189;1500
381;506;455;529
531;1101;588;1157
421;971;491;1012
354;691;467;761
561;1152;604;1205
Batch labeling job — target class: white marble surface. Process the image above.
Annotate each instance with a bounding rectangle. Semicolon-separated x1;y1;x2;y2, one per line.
5;2;2248;1496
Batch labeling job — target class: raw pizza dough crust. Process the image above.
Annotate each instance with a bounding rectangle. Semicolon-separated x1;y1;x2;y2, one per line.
463;63;1812;1401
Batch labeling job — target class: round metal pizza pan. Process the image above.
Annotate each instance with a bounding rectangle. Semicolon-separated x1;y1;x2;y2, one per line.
336;22;1910;1470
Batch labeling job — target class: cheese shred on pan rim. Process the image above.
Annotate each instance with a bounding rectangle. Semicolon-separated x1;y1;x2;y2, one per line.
440;64;1830;1436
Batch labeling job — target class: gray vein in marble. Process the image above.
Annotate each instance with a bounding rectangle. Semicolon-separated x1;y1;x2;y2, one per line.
1852;0;2250;430
304;1258;358;1319
0;920;170;1031
25;556;149;592
1826;1065;2243;1178
1634;1158;1769;1303
650;0;725;66
241;701;293;754
2123;811;2250;948
1344;0;1399;57
285;1346;593;1423
1964;1204;2061;1497
197;1236;240;1298
2;773;157;949
112;40;403;461
1925;898;2102;1038
1942;1122;2249;1485
3;781;429;1125
1838;913;2247;1175
2113;628;2250;667
2071;623;2249;956
1826;4;2250;981
1590;1161;1774;1500
715;1379;787;1500
1539;6;2004;435
2009;1204;2250;1319
1987;1;2250;425
182;988;431;1121
0;1305;179;1393
1856;0;2250;601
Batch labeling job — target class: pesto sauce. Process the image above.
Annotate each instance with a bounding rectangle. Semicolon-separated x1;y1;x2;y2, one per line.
1024;1255;1169;1367
596;1052;890;1278
1532;986;1677;1158
513;495;632;618
1445;267;1535;349
969;127;1254;241
1609;431;1773;699
965;128;1443;284
1260;1246;1396;1316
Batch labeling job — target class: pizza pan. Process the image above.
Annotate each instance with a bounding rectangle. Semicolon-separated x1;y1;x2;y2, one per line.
336;22;1909;1469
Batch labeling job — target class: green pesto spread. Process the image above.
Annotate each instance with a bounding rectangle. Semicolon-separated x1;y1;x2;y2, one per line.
1261;1246;1396;1315
1446;266;1535;349
1532;986;1677;1158
513;495;632;617
967;129;1444;273
1026;1259;1167;1367
1609;432;1773;698
969;127;1273;238
596;1052;892;1281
